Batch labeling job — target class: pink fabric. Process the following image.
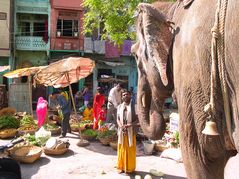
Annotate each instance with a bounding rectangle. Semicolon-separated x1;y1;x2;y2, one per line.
36;97;48;127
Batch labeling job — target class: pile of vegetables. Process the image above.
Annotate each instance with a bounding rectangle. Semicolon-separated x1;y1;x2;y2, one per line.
81;129;97;137
20;115;36;126
71;119;93;131
43;123;58;130
20;133;49;147
169;131;180;147
0;115;20;129
97;126;117;139
23;134;42;146
18;115;38;131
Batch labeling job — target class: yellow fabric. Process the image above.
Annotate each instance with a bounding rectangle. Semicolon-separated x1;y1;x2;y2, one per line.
117;134;136;173
82;107;94;121
61;91;69;101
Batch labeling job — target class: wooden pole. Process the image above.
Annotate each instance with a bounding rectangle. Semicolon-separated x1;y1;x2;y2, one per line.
65;73;77;115
28;76;33;115
65;73;83;141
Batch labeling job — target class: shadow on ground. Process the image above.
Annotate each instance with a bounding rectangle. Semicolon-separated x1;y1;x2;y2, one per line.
44;149;75;158
20;157;50;179
82;141;118;156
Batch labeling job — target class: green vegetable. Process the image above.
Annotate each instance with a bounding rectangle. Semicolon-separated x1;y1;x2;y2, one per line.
174;131;180;145
23;134;49;147
97;130;117;139
0;115;20;129
82;129;97;137
43;123;57;130
20;115;36;126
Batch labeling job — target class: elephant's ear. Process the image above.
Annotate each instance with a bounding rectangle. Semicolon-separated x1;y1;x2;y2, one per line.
137;3;174;86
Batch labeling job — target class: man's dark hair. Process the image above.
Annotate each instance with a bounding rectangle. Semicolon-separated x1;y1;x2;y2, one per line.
122;90;131;95
117;83;123;88
52;91;60;95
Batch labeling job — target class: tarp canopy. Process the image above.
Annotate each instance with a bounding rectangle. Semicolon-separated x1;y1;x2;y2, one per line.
34;57;95;88
4;66;46;78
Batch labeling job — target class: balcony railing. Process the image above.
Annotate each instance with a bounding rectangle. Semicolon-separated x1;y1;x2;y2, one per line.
84;37;132;56
16;0;49;14
16;36;49;51
84;37;105;54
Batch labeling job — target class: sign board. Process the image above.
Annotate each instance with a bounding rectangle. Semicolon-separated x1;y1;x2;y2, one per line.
169;113;179;132
0;12;7;20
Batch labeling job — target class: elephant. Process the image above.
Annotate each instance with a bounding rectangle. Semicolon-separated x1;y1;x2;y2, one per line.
131;0;239;178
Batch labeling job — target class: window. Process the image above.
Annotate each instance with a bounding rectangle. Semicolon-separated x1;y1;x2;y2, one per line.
21;22;30;36
57;19;79;37
33;22;45;36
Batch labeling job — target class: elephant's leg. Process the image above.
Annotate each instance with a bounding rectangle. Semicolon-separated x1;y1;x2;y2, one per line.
178;84;228;179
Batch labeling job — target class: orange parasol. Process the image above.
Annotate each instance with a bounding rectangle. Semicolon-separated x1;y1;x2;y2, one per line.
4;66;46;78
34;57;95;113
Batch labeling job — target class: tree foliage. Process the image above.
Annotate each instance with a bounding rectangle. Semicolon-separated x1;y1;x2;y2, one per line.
83;0;156;45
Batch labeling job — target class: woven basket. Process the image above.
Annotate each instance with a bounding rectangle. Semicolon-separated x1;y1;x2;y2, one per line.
70;125;80;132
109;142;118;150
154;143;168;152
47;127;61;135
44;147;68;155
10;146;42;163
81;134;96;141
0;128;17;139
98;137;111;145
77;139;90;147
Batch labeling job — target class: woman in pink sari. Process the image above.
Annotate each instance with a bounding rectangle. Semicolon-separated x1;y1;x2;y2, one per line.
36;97;48;127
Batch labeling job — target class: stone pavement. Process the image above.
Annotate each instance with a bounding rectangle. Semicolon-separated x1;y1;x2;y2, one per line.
1;132;239;179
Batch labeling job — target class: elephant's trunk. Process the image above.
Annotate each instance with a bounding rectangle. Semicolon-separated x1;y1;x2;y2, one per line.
137;80;166;140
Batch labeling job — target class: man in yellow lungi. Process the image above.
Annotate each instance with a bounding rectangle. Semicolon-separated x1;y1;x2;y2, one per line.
116;90;139;174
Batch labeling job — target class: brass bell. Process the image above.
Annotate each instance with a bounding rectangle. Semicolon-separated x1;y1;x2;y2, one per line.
202;121;219;135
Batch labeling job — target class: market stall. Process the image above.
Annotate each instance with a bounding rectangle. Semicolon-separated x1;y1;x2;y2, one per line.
4;66;46;114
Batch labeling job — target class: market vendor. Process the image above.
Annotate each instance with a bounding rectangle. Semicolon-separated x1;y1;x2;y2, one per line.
81;102;94;121
51;91;71;138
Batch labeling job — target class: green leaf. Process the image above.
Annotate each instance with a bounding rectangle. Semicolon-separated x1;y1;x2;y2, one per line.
83;0;159;45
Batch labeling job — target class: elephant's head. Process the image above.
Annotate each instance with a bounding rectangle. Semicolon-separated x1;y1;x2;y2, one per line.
131;2;174;140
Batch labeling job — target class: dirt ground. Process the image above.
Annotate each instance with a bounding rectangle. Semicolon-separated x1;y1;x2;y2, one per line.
1;132;239;179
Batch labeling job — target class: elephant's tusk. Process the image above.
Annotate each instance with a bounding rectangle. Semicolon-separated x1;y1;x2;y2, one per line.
141;93;146;108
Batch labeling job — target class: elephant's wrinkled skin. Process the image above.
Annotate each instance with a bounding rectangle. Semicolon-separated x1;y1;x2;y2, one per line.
132;1;239;178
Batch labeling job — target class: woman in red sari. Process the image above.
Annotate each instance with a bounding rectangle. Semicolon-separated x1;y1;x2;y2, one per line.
93;87;105;129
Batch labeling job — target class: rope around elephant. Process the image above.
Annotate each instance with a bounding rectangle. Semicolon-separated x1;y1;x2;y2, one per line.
205;0;234;145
